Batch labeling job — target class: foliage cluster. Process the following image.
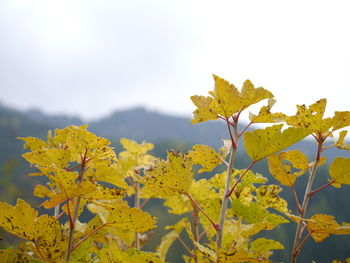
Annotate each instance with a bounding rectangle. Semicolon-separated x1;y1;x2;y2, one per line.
1;75;350;263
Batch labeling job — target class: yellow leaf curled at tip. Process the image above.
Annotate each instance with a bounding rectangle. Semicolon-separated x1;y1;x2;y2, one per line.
244;124;311;161
249;98;286;123
329;157;350;185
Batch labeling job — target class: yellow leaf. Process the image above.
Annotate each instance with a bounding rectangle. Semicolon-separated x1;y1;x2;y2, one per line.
94;163;128;189
250;238;284;253
268;150;308;186
141;150;193;196
33;184;51;198
0;247;16;263
230;199;288;226
188;144;222;173
240;79;274;109
18;137;48;151
191;95;218;124
120;138;154;155
329;157;350;185
0;199;39;240
88;202;157;233
210;74;243;118
256;185;289;213
307;214;339;242
244;124;310;161
99;246;162;263
84;183;126;200
0;199;65;262
335;130;350;150
286;98;330;133
249;98;286;123
331;111;350;131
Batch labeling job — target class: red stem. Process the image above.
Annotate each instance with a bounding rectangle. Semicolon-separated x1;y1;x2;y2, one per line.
72;223;107;251
140;198;150;209
238;121;253;138
185;193;219;231
198;230;206;241
226;161;255;198
293;231;312;257
308;180;335;197
33;240;47;262
233;107;245;122
56;211;65;220
226;118;237;148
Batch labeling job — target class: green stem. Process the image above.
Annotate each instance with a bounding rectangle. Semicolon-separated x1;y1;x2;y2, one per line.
216;120;238;248
290;137;323;263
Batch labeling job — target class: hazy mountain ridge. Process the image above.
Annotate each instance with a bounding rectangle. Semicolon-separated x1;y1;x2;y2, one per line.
1;104;350;261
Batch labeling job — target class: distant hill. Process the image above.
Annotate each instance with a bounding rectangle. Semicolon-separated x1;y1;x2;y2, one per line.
1;103;350;262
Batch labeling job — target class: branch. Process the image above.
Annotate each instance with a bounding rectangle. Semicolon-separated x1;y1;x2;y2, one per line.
66;150;87;262
216;120;239;248
291;135;323;263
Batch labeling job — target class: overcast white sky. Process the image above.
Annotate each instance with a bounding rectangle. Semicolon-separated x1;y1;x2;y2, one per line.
0;0;349;121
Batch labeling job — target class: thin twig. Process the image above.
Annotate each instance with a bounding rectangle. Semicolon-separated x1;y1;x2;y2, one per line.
72;223;107;251
226;161;255;198
291;185;302;214
140;198;150;209
33;240;47;262
322;144;336;151
309;180;334;197
186;193;219;231
177;235;195;257
238;121;253;138
293;231;312;258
